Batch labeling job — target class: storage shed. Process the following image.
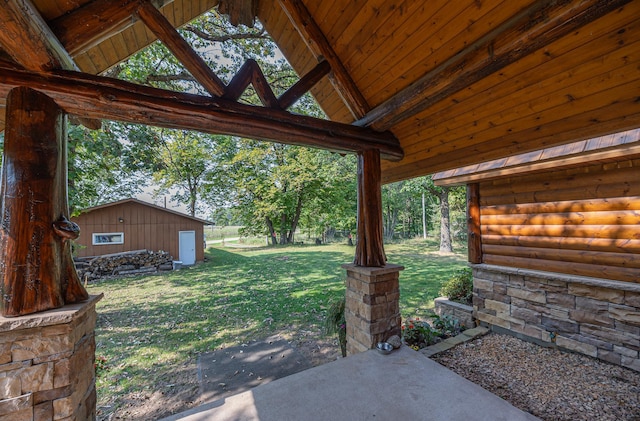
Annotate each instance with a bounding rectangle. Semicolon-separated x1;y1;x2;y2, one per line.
72;198;211;265
434;129;640;371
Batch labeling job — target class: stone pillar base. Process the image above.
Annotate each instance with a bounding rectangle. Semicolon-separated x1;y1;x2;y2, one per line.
0;294;103;421
342;263;404;355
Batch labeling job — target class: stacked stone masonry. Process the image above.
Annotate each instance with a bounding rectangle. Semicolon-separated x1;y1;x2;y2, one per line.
434;297;475;330
0;295;102;421
342;264;403;355
473;264;640;372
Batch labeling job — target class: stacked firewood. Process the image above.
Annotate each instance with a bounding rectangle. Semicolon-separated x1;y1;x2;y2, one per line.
74;249;174;283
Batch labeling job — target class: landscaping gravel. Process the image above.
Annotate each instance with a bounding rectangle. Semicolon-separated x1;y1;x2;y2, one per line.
431;333;640;421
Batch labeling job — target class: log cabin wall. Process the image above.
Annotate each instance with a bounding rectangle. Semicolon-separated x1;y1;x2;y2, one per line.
71;200;206;262
472;158;640;372
479;158;640;282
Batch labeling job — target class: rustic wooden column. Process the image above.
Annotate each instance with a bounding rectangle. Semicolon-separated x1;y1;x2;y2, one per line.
0;86;88;317
467;183;482;264
354;149;386;267
345;149;402;354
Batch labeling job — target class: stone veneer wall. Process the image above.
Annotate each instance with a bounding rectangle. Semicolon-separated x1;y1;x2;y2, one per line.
0;295;102;420
434;297;475;330
473;264;640;372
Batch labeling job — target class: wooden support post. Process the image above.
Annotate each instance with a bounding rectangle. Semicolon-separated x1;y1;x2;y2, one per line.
467;183;482;264
0;87;88;317
354;149;386;267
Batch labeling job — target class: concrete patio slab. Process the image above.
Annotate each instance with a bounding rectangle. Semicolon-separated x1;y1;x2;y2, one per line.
162;346;539;421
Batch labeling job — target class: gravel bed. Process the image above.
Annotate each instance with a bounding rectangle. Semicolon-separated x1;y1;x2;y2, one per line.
431;333;640;421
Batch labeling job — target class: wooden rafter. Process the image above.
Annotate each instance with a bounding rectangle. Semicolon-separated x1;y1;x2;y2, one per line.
136;1;226;97
278;0;370;119
278;60;330;110
0;0;77;71
49;0;169;57
0;63;403;160
223;59;279;107
355;0;632;131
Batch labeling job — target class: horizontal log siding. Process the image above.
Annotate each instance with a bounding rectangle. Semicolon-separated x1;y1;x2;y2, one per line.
479;159;640;283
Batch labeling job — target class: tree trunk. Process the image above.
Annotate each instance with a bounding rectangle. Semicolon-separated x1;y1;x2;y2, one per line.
439;187;453;253
287;193;304;243
265;216;277;245
0;87;88;317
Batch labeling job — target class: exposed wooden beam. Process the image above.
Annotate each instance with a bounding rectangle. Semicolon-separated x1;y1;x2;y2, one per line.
278;0;370;119
218;0;258;28
136;1;226;97
0;0;77;71
0;63;403;160
355;0;632;131
278;60;330;110
467;183;482;264
223;59;279;108
0;0;101;129
49;0;171;57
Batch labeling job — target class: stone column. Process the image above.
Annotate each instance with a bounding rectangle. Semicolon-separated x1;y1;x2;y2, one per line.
343;264;404;354
0;295;102;420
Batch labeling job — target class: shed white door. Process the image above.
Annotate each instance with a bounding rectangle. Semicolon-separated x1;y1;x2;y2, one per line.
179;230;196;265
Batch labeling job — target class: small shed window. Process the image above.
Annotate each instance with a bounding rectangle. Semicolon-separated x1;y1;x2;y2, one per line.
92;232;124;245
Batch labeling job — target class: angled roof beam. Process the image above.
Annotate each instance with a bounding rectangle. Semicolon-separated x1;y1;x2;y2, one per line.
355;0;632;131
278;0;370;119
0;0;77;71
223;59;279;107
278;60;330;110
0;63;403;161
49;0;171;57
135;1;226;97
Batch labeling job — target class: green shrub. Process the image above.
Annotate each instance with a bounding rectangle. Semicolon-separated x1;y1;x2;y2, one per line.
324;296;347;357
439;268;473;305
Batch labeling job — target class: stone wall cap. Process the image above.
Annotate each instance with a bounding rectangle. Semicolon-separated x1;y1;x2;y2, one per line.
0;294;103;332
472;264;640;293
341;263;405;275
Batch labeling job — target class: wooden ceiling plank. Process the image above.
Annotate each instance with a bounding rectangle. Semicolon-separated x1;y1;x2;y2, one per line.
0;63;403;160
395;19;640;151
357;0;509;104
382;101;640;182
278;0;370;119
135;0;226;96
0;0;77;71
331;0;390;59
356;0;632;131
343;0;447;73
398;65;640;168
395;2;640;141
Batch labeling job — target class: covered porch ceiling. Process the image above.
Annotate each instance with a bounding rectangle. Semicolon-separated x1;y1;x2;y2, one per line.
0;0;638;183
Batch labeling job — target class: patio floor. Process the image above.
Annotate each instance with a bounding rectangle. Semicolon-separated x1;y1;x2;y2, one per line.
161;345;540;421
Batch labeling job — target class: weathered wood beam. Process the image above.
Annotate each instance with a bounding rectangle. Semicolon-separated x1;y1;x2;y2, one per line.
355;0;632;131
0;0;101;129
0;0;76;71
136;1;226;97
354;149;386;267
467;183;482;264
278;60;330;110
0;63;403;160
218;0;257;28
278;0;370;119
49;0;170;57
223;59;279;108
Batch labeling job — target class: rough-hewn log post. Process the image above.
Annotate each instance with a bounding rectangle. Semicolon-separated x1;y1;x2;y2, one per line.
467;183;482;264
0;86;88;317
354;149;386;267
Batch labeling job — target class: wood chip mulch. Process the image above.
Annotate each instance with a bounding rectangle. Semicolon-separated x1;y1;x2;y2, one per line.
431;333;640;421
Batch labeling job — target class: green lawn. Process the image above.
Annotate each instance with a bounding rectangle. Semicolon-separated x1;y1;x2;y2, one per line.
87;239;466;416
